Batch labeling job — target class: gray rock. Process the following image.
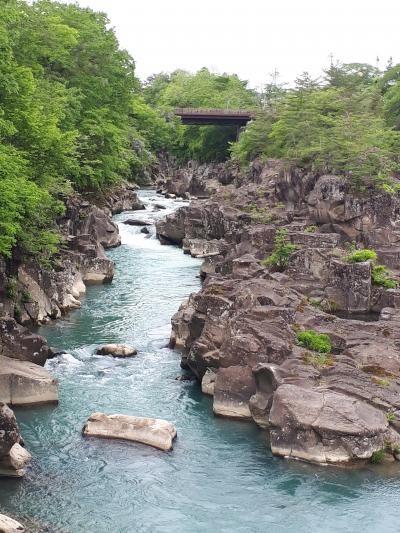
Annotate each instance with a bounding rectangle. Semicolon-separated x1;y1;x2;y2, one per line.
83;413;177;451
96;344;137;358
0;356;58;406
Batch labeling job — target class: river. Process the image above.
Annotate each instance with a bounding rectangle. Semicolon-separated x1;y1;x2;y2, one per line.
1;191;400;533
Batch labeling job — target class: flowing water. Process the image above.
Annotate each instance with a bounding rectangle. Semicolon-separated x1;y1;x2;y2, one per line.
1;191;400;533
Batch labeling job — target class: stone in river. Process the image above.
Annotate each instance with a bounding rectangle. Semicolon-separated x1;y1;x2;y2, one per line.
140;227;150;234
83;413;177;451
0;513;25;532
96;344;137;358
153;203;166;210
0;356;58;406
0;443;32;478
123;219;151;226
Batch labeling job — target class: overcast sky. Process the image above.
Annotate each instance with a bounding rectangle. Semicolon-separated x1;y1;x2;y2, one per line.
62;0;398;89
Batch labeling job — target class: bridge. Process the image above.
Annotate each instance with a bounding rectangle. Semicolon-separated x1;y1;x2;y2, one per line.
175;108;254;126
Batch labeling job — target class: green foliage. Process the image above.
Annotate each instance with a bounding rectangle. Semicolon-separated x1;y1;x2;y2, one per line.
21;290;32;302
243;203;273;224
262;228;295;271
370;449;386;464
5;277;18;299
145;68;258;162
13;303;22;321
345;249;377;263
304;225;318;233
387;412;397;423
371;265;398;289
231;62;400;186
296;330;332;353
309;298;339;313
302;351;335;368
0;0;173;260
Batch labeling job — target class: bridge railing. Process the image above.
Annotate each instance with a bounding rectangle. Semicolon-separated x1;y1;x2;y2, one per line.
175;107;253;117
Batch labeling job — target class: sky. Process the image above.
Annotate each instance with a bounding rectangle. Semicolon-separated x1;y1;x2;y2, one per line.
62;0;398;89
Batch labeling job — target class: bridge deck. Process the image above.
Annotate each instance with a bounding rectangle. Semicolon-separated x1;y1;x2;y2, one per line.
175;107;253;125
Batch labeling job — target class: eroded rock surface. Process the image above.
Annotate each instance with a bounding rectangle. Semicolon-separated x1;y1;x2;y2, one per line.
160;159;400;465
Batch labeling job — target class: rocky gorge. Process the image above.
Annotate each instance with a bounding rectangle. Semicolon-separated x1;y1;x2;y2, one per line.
156;159;400;465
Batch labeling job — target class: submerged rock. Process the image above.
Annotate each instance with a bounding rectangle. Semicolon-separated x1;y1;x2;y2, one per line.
96;344;137;357
0;513;25;532
0;356;58;406
83;413;177;451
123;219;151;226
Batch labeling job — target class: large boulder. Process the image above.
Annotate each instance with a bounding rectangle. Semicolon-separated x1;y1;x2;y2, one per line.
0;443;32;478
83;413;177;451
0;356;58;406
269;384;394;464
0;403;31;478
0;403;19;458
213;366;256;420
0;318;50;365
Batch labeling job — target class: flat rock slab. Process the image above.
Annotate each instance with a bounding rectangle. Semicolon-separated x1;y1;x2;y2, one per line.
0;356;58;406
83;413;177;451
0;514;24;532
96;344;137;357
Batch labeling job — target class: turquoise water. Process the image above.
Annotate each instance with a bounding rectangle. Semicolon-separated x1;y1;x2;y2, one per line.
1;191;400;532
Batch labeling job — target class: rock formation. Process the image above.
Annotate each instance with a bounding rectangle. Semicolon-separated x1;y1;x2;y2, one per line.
96;344;138;358
158;159;400;465
83;413;177;451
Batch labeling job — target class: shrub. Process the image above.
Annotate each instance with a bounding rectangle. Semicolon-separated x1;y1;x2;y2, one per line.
14;304;22;321
262;228;296;271
345;249;377;263
370;449;386;464
296;330;332;353
387;412;397;423
371;265;398;289
302;351;335;368
309;298;339;313
5;277;18;300
244;203;273;224
304;225;318;233
21;290;32;302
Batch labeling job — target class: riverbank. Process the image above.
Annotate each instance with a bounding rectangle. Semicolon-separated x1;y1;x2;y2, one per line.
2;191;400;532
156;159;400;466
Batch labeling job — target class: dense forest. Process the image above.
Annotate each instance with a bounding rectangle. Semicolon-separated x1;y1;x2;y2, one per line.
1;0;400;262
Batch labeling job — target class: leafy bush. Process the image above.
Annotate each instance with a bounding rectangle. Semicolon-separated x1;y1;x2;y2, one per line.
244;203;273;224
309;298;339;313
5;278;18;300
370;449;386;464
371;265;398;289
345;249;377;263
296;330;332;353
387;412;397;423
262;229;296;271
302;351;335;368
304;225;318;233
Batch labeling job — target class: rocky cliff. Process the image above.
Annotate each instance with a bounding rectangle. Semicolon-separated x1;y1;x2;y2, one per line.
157;159;400;465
